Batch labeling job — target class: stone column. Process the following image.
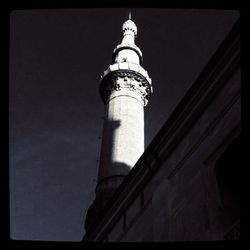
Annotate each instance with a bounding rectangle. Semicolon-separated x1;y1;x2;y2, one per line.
85;17;152;232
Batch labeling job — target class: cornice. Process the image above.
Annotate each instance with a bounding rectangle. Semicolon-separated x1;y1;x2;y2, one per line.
100;63;153;106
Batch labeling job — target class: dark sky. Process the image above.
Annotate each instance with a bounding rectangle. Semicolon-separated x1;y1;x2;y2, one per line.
9;8;239;241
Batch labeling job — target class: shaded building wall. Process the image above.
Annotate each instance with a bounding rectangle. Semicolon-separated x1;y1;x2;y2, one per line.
107;67;240;241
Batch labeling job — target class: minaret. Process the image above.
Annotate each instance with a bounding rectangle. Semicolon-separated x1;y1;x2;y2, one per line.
85;14;152;232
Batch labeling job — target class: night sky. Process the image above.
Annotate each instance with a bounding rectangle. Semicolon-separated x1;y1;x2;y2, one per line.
9;8;239;241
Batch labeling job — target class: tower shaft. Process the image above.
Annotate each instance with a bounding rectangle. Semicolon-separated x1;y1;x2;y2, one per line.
97;74;145;196
85;16;152;232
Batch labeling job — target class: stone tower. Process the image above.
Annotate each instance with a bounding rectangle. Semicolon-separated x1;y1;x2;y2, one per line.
85;14;152;232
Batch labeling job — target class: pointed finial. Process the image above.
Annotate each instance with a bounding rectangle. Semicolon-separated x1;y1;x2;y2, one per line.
129;12;131;20
121;12;137;37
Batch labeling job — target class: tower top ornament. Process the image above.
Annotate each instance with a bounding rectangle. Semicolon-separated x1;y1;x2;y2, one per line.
113;13;142;61
122;14;137;37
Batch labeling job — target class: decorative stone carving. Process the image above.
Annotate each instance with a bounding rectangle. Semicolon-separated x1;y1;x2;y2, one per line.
100;69;152;106
122;19;137;36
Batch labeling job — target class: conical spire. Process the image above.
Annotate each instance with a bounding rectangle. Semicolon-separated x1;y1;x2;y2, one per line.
113;15;142;63
121;17;137;41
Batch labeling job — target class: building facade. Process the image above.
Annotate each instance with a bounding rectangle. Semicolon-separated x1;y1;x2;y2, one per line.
83;17;240;241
